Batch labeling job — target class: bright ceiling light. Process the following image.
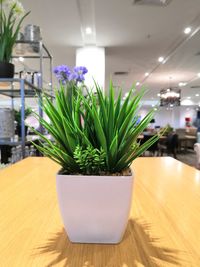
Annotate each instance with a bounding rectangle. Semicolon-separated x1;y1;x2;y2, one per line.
85;27;92;35
145;72;149;77
19;56;24;62
184;27;191;34
178;82;187;87
136;82;140;86
158;56;164;62
157;93;161;97
197;73;200;77
196;94;199;97
187;96;191;99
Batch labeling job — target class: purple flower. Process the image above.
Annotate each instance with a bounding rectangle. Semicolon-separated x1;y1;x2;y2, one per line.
68;72;78;81
73;66;88;83
53;65;88;84
53;65;71;84
74;66;88;75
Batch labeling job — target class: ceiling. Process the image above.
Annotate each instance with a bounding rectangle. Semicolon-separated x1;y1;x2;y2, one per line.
17;0;200;106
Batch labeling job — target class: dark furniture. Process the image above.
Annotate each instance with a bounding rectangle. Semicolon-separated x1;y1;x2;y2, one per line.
140;134;159;156
159;133;179;158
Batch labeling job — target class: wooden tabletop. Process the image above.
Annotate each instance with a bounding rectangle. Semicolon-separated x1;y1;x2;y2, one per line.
0;157;200;267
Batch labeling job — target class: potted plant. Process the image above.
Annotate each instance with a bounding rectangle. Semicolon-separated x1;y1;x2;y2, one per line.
161;123;173;135
14;107;32;137
0;0;30;78
33;65;161;244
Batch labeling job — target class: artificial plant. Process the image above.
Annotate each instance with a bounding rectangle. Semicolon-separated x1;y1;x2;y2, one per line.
32;65;162;175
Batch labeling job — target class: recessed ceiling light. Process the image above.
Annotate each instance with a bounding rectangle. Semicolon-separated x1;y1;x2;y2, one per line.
197;73;200;77
136;82;140;86
158;57;164;62
187;96;191;99
196;94;199;97
145;72;149;77
85;27;92;35
178;82;187;87
184;27;191;34
19;56;24;62
157;93;161;97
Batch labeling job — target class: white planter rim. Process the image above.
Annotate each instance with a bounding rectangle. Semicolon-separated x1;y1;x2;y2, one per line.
57;168;133;178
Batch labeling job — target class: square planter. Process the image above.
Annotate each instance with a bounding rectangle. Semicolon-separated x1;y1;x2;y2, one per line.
56;172;134;244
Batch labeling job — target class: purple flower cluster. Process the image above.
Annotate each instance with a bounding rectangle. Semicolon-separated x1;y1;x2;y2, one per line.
53;65;88;84
53;65;71;84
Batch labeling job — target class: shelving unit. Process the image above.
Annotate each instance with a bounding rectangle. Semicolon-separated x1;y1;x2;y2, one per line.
13;40;53;92
0;40;54;162
0;78;53;160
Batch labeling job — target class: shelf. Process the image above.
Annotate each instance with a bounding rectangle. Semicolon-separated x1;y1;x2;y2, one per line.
0;38;53;161
0;89;36;98
0;138;22;146
0;78;54;98
0;135;52;146
13;41;52;59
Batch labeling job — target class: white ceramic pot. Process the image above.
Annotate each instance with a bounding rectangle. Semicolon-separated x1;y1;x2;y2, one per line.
56;172;134;244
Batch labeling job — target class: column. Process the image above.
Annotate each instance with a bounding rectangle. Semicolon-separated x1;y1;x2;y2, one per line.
76;46;105;90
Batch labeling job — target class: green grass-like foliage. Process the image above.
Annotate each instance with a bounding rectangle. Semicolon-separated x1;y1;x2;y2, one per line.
74;145;106;175
33;81;162;175
0;2;30;62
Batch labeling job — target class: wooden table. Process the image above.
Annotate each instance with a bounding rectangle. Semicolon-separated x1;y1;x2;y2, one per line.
0;157;200;266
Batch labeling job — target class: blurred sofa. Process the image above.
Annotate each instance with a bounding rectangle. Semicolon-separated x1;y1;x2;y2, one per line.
176;128;197;150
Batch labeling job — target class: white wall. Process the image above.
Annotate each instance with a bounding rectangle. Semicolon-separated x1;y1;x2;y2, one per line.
139;106;198;129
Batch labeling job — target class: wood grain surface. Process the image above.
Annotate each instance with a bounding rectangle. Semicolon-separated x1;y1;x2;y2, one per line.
0;157;200;267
